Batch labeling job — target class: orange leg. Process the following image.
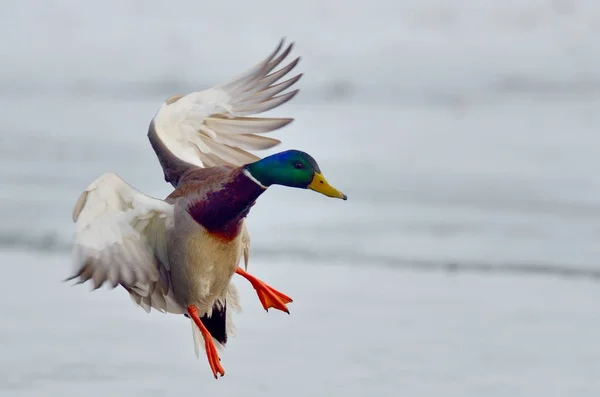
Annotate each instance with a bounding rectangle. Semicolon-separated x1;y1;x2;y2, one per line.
235;267;293;313
187;305;225;379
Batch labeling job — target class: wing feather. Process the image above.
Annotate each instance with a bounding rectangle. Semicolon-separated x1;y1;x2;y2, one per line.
149;38;302;178
218;38;285;93
67;173;174;293
204;116;292;135
234;90;299;117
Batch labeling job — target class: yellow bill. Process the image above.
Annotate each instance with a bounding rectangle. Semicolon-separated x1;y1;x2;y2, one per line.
308;172;347;200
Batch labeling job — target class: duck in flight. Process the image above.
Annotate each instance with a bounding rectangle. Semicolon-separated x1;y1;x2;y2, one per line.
67;38;347;379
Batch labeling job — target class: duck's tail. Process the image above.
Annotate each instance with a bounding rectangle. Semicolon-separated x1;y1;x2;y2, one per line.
190;282;241;357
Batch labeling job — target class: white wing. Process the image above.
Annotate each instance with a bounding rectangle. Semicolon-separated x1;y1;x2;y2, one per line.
149;38;302;170
68;172;174;292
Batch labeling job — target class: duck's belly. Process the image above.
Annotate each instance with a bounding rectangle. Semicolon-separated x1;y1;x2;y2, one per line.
168;223;243;313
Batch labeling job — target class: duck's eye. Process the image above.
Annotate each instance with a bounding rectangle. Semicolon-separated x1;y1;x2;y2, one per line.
294;162;304;169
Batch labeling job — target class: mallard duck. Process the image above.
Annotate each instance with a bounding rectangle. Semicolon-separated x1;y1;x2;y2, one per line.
67;38;346;379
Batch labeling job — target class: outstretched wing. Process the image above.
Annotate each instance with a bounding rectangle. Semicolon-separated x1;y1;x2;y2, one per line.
148;38;302;187
68;172;174;293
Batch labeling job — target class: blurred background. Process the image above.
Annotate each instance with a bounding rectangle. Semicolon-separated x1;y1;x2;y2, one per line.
1;0;600;396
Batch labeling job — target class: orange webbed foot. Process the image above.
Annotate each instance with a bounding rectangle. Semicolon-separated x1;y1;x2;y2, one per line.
187;305;225;379
235;267;293;313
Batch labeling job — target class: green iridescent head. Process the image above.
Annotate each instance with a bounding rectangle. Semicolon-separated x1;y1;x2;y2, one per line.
244;150;347;200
